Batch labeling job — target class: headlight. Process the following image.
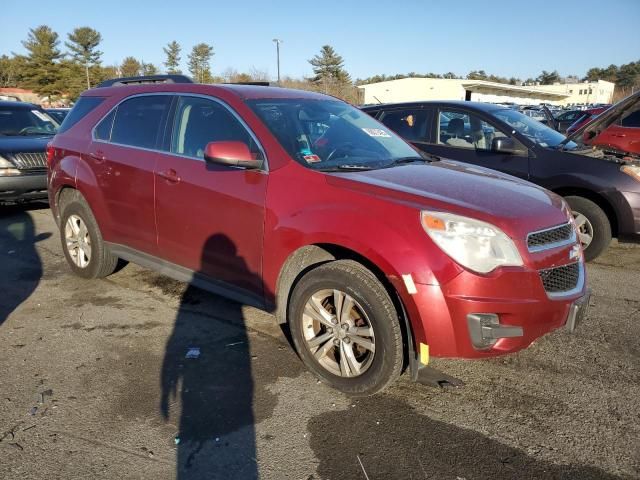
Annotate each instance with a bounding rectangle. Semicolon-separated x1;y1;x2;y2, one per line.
421;211;523;274
0;155;21;176
621;165;640;182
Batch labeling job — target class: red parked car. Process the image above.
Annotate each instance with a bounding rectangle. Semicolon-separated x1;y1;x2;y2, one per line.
565;107;608;137
47;75;589;395
577;95;640;154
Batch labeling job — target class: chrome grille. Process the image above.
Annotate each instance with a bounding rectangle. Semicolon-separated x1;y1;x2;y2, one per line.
539;262;580;294
527;223;574;252
12;152;47;170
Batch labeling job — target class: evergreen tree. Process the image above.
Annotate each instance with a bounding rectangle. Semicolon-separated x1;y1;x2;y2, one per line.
58;58;86;101
308;45;350;85
21;25;63;98
188;43;214;83
163;41;182;74
0;55;28;87
142;62;159;75
65;27;102;89
537;70;561;85
466;70;488;80
120;57;142;77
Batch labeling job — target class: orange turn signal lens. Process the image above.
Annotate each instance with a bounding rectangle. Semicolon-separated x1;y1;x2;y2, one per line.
422;214;446;231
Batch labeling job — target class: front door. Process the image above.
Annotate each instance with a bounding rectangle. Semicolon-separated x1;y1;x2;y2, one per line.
154;95;268;298
421;108;530;180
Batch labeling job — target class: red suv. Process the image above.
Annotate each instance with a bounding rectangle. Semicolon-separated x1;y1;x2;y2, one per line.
48;75;589;395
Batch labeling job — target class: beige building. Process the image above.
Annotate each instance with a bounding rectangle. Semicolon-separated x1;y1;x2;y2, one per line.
357;78;615;107
533;80;615;106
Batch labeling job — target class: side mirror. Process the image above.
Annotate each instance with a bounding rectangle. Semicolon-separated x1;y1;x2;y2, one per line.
492;137;526;155
203;141;263;169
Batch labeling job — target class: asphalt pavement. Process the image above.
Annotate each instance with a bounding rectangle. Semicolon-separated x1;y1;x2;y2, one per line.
1;204;639;479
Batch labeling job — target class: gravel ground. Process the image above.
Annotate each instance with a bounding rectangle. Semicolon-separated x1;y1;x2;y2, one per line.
0;204;639;480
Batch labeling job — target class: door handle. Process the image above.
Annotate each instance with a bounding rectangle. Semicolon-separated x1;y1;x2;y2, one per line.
88;150;105;163
158;169;181;183
612;134;626;138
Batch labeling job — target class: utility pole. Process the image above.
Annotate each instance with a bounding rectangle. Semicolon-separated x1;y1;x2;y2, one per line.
272;38;282;85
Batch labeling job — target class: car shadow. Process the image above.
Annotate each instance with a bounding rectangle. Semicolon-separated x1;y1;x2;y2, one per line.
160;233;272;479
0;203;50;327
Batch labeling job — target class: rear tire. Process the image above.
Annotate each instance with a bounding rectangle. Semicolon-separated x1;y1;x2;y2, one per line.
565;195;611;262
288;260;403;396
59;191;118;279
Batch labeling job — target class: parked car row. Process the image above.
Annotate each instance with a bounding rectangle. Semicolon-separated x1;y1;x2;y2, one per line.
43;74;594;395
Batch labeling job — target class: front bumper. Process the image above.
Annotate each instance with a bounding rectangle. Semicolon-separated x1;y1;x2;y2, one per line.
404;264;587;359
617;191;640;243
0;173;48;202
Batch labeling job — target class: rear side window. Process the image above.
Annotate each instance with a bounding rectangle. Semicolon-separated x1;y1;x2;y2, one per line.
110;95;172;149
94;109;115;141
58;96;104;134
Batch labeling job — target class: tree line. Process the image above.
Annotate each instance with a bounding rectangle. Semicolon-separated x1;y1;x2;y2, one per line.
0;25;358;103
1;24;637;105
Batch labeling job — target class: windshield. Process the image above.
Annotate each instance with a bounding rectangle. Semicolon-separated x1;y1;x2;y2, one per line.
245;98;423;171
490;108;576;149
0;107;59;136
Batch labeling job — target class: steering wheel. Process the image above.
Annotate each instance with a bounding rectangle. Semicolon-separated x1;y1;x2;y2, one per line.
18;126;42;135
326;142;355;162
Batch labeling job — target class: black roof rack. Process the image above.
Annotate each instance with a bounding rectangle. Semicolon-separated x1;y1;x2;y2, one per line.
223;81;272;87
96;74;194;88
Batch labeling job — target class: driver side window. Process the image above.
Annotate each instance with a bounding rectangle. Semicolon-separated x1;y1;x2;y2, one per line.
437;110;504;151
171;96;262;160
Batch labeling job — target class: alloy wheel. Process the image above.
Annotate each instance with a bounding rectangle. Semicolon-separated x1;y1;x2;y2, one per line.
301;289;375;377
573;210;594;249
65;214;92;268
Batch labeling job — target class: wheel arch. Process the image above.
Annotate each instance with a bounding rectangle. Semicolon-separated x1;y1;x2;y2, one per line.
274;243;414;371
552;187;619;237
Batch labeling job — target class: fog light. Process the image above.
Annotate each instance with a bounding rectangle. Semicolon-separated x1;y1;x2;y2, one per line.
467;313;523;350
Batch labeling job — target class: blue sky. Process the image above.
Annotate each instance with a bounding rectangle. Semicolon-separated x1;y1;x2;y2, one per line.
2;0;639;81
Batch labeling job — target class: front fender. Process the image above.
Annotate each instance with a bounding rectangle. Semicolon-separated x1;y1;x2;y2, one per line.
265;203;461;292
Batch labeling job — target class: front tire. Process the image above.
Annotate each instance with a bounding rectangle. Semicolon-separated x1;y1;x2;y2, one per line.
564;196;611;262
288;260;403;396
59;191;118;279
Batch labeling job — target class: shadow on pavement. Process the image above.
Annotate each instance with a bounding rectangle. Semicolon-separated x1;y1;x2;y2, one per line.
308;394;623;480
160;234;273;479
0;203;50;327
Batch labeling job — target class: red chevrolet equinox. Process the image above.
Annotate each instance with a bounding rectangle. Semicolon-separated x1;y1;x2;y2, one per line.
47;75;589;395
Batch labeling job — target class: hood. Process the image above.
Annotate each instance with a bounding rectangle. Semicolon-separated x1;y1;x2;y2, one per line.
0;136;51;154
326;160;567;238
540;105;558;130
565;91;640;147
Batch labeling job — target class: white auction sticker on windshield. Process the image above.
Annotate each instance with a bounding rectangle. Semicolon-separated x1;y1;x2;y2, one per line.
362;128;391;138
32;110;52;122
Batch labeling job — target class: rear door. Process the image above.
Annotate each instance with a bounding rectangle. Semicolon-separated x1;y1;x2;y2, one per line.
89;94;172;254
415;106;530;180
154;94;268;298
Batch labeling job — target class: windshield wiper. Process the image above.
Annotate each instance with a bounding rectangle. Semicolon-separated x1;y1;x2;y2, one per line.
388;154;437;166
317;164;374;172
335;164;373;171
